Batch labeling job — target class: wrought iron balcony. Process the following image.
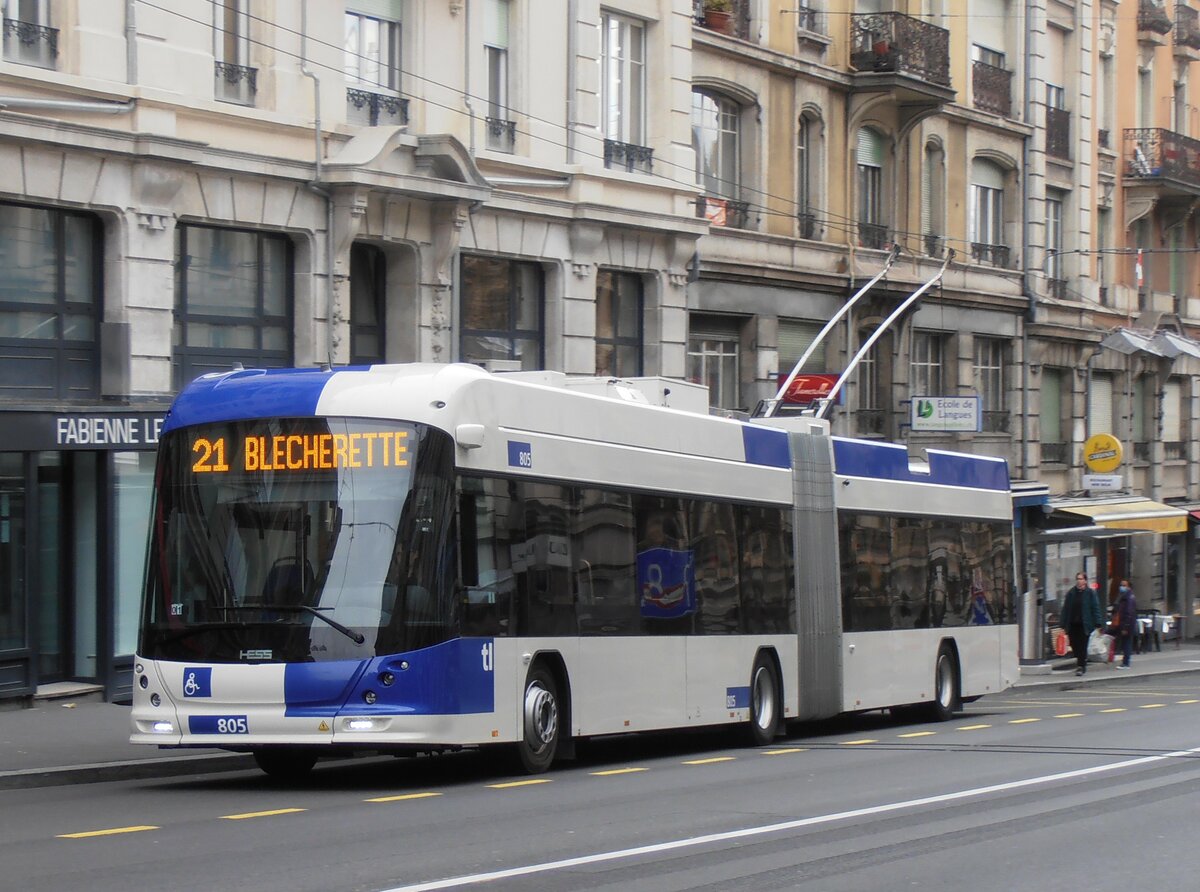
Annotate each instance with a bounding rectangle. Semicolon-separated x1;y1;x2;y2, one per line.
1041;442;1069;464
214;62;258;105
347;88;409;127
697;195;751;229
1176;4;1200;49
1098;128;1110;149
486;116;516;153
970;242;1011;268
849;12;950;87
972;60;1011;117
1048;278;1068;300
1138;0;1174;35
923;234;944;258
1124;127;1200;190
3;17;58;68
797;211;817;240
1046;107;1071;160
692;0;751;41
858;222;888;250
604;139;654;174
1165;441;1186;460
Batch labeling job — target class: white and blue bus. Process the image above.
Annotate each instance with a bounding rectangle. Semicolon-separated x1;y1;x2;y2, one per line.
131;363;1017;778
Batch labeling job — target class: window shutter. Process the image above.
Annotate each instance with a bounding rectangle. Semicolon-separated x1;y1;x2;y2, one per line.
689;314;741;340
921;150;934;234
1042;369;1062;442
1088;373;1113;436
973;0;1006;50
1163;379;1182;441
778;320;826;372
484;0;509;47
856;128;883;167
346;0;403;20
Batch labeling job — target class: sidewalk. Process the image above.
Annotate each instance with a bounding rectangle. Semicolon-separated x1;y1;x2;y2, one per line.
3;643;1200;790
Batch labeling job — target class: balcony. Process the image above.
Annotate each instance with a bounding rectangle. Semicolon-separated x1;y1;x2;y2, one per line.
982;411;1010;434
3;16;57;68
858;222;889;250
697;195;751;230
604;139;654;175
1176;5;1200;58
347;89;409;127
1041;442;1069;464
215;62;257;106
971;242;1012;268
1165;441;1186;460
1048;278;1068;300
693;0;751;41
1098;129;1111;150
795;6;824;36
923;233;944;258
486;116;516;153
1124;127;1200;194
848;13;953;129
1138;0;1174;43
972;60;1012;117
1046;107;1071;160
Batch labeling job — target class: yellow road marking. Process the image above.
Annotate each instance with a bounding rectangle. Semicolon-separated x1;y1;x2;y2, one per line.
1178;699;1198;704
683;756;736;764
365;792;442;803
58;825;158;839
898;731;937;738
1053;713;1084;719
1008;718;1040;724
762;748;808;755
1100;708;1126;713
487;779;553;789
840;739;877;746
220;808;306;820
590;767;649;776
1141;704;1166;709
957;724;991;731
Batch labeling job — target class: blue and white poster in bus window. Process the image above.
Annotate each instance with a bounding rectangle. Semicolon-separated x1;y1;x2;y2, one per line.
637;547;696;619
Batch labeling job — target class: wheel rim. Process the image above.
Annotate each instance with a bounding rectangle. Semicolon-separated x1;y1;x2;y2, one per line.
936;655;954;709
524;681;558;749
752;665;776;731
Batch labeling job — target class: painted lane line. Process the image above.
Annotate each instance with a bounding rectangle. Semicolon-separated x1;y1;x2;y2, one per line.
487;779;552;789
898;731;937;738
220;808;306;820
58;825;159;839
840;739;877;746
1054;713;1085;719
366;792;443;803
1008;718;1040;724
762;748;808;755
683;757;736;765
379;745;1200;892
1100;708;1127;713
1179;699;1199;704
957;724;991;731
1141;704;1166;709
590;767;649;776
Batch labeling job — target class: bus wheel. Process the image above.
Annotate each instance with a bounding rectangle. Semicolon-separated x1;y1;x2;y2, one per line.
516;666;560;774
252;748;318;780
928;647;960;722
748;654;781;746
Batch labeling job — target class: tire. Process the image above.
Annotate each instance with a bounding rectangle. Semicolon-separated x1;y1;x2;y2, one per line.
252;748;319;780
515;665;560;774
748;653;781;746
927;647;960;722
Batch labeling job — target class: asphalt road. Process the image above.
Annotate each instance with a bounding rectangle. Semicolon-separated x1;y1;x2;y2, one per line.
4;676;1199;892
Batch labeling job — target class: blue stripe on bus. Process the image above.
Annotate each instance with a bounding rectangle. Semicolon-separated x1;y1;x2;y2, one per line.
283;638;495;718
726;686;750;709
741;425;790;468
162;368;340;434
832;438;1009;490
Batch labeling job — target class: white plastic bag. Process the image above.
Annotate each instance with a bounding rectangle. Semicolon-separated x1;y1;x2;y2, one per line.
1087;628;1114;662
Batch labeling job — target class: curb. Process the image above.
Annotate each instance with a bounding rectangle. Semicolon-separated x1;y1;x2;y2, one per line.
1012;665;1200;692
0;752;256;790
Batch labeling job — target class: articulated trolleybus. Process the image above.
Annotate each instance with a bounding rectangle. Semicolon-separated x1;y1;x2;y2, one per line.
132;363;1017;778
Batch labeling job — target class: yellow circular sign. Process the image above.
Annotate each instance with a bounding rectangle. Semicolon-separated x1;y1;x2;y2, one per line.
1082;433;1123;473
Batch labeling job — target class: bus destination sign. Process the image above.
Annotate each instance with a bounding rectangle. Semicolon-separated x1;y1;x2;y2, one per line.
191;430;410;474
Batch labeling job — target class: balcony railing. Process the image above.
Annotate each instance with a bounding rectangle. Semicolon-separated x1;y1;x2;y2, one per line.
1133;441;1152;462
1165;441;1186;460
796;6;824;35
972;60;1012;116
856;408;886;436
3;17;58;68
214;61;258;105
347;88;409;127
1098;128;1111;149
849;12;950;87
924;233;944;258
697;195;751;229
858;222;889;250
1048;278;1068;300
486;116;516;153
1046;107;1071;160
1138;0;1174;35
1125;127;1200;188
971;242;1011;268
1177;5;1200;48
982;411;1010;433
604;139;654;174
797;211;817;239
1041;442;1069;464
693;0;752;41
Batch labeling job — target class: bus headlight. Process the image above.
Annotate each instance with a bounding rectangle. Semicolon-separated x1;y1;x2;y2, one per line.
152;721;174;733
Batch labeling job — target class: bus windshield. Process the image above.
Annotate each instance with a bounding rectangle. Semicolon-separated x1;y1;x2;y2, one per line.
140;418;458;663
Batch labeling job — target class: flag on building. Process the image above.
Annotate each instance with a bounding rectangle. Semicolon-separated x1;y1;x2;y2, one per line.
1135;249;1144;288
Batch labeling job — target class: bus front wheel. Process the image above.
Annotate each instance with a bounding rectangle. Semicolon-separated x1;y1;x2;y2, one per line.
928;647;960;722
252;748;318;780
748;654;781;746
515;666;560;773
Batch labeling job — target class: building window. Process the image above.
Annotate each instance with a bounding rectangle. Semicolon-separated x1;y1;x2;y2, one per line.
688;315;741;410
970;158;1007;267
173;224;294;389
1045;190;1064;296
1088;371;1114;436
350;243;385;366
595;269;643;377
345;2;405;126
1133;373;1152;461
484;0;514;151
922;141;945;256
797;116;817;238
1163;377;1185;460
855;328;889;436
910;330;944;397
973;337;1008;432
1040;367;1068;463
2;0;56;68
601;12;646;147
0;202;101;400
459;255;544;369
214;0;256;105
856;127;885;248
692;89;746;226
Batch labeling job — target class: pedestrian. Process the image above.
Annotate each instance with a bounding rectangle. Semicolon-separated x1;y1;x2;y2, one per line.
1059;572;1102;675
1109;579;1137;669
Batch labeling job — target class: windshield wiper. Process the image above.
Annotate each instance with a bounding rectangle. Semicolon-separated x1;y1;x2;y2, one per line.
220;604;365;645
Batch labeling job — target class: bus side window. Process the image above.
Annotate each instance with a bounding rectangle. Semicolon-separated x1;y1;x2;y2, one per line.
459;480;514;637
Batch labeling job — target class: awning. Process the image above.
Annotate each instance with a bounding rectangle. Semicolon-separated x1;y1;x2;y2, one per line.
1054;498;1189;534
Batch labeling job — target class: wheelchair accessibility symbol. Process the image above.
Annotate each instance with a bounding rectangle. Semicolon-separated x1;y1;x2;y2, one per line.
182;667;212;698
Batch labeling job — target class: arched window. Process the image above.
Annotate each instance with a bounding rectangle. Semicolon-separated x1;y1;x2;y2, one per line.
692;90;740;201
856;127;886;248
969;158;1008;266
797;114;819;239
921;141;945;256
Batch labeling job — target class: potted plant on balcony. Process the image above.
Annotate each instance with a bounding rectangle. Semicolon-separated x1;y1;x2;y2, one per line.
703;0;735;36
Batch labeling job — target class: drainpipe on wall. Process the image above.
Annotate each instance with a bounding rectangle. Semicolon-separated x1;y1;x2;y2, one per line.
463;0;475;154
300;0;335;367
125;0;137;84
566;0;577;163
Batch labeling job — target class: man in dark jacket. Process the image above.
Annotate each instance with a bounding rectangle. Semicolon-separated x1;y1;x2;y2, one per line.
1059;572;1102;675
1111;580;1137;669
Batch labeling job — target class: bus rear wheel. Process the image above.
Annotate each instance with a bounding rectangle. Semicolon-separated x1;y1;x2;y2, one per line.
748;654;781;746
515;666;560;774
252;748;319;780
927;647;960;722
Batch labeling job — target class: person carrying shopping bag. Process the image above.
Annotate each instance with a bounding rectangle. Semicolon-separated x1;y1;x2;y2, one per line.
1109;580;1137;669
1060;572;1102;675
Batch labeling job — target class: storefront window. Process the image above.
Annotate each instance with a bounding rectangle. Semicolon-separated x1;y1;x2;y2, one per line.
114;451;155;656
0;454;25;650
